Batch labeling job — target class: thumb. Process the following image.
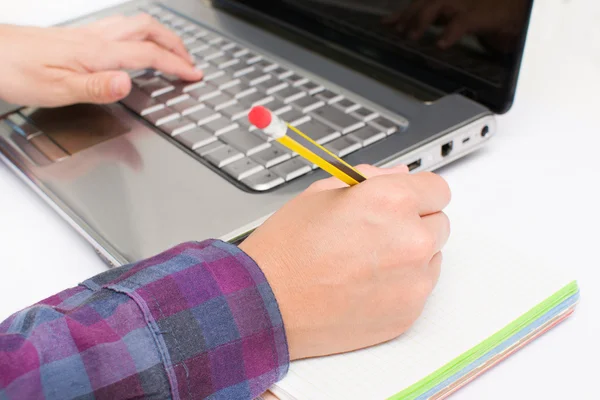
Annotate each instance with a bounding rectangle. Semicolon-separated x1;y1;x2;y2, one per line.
64;71;131;104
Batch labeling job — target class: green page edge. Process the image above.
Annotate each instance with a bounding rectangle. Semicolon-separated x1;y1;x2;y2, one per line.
389;280;579;400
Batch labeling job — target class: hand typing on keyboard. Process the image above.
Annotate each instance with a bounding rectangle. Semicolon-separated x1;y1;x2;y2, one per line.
0;13;203;107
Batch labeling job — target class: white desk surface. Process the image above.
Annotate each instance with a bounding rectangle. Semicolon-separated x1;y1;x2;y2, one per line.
1;1;598;399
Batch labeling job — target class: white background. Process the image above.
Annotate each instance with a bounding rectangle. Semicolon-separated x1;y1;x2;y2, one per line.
0;0;598;398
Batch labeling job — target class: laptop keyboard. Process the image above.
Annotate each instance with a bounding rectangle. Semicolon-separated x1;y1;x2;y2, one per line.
121;5;410;191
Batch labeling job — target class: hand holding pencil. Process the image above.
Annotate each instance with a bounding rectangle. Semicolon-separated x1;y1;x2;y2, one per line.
248;106;367;186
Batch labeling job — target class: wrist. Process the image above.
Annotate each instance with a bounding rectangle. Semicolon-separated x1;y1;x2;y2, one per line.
239;239;308;361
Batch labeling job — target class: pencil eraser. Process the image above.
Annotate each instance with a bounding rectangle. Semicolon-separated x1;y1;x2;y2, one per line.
248;106;272;129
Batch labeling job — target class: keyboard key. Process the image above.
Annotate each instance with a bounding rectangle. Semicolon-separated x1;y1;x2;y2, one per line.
169;17;187;28
200;32;223;45
332;98;360;113
188;43;210;55
255;76;288;94
203;70;226;82
220;41;237;51
271;158;313;181
236;116;253;129
310;105;364;134
121;86;164;115
174;127;216;149
190;27;208;39
275;86;306;103
254;59;278;72
224;84;255;100
180;79;206;92
155;72;182;82
204;144;244;167
369;115;408;134
241;169;284;191
139;78;174;97
203;93;236;111
244;70;271;85
202;65;225;80
220;129;270;155
171;97;204;115
194;60;211;71
159;117;196;136
295;119;340;144
140;5;161;15
209;55;238;69
277;107;309;125
144;107;180;126
187;83;220;100
228;64;255;77
220;103;250;120
238;52;262;65
251;144;292;168
284;73;309;87
224;44;246;55
154;92;189;106
263;98;288;114
132;71;158;86
270;67;293;79
316;89;343;104
222;157;265;180
351;107;378;121
325;135;362;157
348;126;387;146
202;116;238;136
194;140;224;156
186;107;220;125
298;81;324;95
180;33;196;45
204;50;225;61
292;96;325;113
126;69;149;79
209;75;240;90
155;11;174;22
181;24;197;34
238;91;273;106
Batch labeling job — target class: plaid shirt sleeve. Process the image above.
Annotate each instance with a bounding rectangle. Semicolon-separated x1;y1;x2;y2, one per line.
0;239;289;400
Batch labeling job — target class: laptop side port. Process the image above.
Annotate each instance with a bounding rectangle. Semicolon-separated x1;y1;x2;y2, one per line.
481;125;490;137
441;141;453;157
407;159;422;171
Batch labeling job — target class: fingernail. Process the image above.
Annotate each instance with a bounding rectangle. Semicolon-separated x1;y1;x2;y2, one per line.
111;75;127;97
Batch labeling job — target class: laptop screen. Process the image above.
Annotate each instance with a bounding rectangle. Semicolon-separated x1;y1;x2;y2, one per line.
213;0;534;113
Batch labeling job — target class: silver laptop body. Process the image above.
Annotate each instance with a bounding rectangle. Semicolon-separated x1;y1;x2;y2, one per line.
0;0;531;266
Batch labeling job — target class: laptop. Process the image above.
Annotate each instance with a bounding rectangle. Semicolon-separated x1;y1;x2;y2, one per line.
0;0;533;266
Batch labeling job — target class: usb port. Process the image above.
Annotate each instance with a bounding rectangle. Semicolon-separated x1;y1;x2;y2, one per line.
441;141;453;157
407;159;422;171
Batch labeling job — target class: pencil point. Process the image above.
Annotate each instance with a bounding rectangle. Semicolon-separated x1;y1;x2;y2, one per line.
248;106;272;129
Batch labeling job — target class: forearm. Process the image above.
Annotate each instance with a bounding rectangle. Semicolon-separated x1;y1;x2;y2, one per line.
0;240;289;399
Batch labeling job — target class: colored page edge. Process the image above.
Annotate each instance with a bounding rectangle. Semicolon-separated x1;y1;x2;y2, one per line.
416;292;579;399
389;280;579;400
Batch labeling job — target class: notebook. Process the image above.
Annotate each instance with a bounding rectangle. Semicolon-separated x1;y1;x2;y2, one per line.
270;230;580;399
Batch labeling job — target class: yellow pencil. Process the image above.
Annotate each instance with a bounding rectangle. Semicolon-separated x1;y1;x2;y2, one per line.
248;106;366;186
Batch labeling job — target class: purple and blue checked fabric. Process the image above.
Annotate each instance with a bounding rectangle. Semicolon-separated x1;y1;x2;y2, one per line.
0;239;289;399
